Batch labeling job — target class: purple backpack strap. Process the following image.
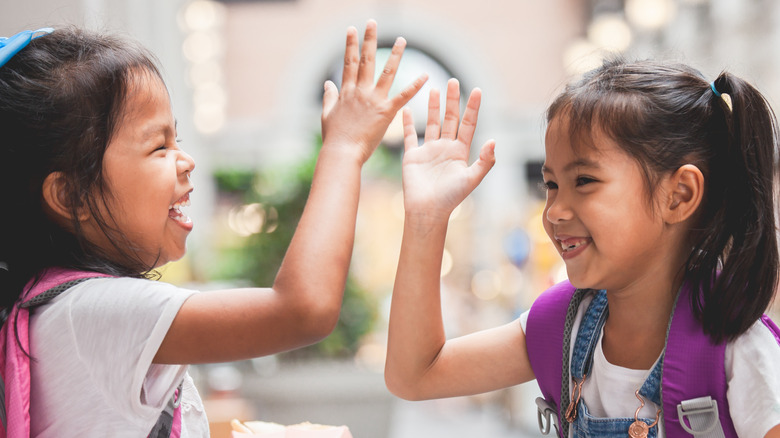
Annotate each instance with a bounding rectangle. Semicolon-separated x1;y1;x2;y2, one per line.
526;280;578;437
527;280;777;438
662;283;737;438
760;315;780;346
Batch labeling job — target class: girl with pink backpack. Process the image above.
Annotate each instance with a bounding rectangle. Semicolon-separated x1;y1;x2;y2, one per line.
0;21;426;436
384;59;780;437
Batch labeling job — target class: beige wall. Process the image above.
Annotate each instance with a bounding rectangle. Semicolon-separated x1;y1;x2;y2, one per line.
222;0;585;121
0;1;84;33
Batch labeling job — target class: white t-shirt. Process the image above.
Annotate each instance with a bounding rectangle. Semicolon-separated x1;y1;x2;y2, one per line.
28;277;210;437
520;293;780;438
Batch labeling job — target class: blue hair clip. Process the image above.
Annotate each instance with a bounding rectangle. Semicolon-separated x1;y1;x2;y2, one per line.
710;81;722;97
0;28;54;69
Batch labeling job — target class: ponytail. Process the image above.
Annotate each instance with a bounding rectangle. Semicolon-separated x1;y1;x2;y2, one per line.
689;73;779;341
547;58;779;342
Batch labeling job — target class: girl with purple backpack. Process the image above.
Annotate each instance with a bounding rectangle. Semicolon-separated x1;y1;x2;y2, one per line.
0;21;426;436
385;59;780;438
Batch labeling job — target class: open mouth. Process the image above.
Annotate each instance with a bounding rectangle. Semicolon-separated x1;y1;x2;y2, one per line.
169;192;192;225
559;238;591;253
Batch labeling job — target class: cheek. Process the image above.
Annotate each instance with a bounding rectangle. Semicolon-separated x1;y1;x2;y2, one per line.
541;205;554;239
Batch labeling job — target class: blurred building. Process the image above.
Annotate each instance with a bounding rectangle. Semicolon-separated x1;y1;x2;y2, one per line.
3;0;780;435
5;0;778;287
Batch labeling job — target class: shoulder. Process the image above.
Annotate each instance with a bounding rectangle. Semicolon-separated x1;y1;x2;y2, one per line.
526;280;593;329
726;317;780;438
527;280;576;318
727;316;780;360
53;276;199;317
522;281;594;333
68;276;198;299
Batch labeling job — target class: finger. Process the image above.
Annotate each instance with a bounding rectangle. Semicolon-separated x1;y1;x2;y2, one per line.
456;88;482;146
356;19;378;87
321;80;339;117
341;26;360;88
402;108;419;153
388;73;428;110
375;37;406;96
424;88;441;143
467;140;497;186
440;78;461;140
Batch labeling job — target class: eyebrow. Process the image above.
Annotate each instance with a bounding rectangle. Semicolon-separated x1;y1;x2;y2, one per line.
139;119;178;141
541;158;602;175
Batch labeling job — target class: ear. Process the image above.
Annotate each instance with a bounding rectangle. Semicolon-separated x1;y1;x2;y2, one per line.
663;164;704;224
42;172;89;223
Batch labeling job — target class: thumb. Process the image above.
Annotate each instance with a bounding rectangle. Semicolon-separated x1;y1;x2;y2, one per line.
468;140;496;185
322;80;338;117
402;108;418;153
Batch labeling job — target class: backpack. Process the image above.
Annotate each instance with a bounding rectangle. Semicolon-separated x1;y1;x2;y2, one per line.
0;267;183;437
526;280;780;438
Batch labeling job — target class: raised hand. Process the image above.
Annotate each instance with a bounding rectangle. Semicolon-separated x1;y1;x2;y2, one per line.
401;78;496;220
321;20;427;164
156;21;424;365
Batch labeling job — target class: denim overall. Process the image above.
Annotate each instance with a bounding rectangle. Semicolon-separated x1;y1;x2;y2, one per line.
569;290;663;438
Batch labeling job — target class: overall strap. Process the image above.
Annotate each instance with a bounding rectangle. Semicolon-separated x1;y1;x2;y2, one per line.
526;280;582;437
662;283;737;438
568;290;608;381
0;268;109;438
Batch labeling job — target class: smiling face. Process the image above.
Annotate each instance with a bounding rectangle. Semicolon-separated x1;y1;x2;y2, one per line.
541;115;679;292
83;71;195;269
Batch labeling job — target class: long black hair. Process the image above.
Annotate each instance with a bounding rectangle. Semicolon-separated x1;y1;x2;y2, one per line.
547;57;779;342
0;27;164;318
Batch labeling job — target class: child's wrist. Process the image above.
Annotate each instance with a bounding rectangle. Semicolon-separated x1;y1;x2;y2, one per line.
404;208;452;227
320;138;373;166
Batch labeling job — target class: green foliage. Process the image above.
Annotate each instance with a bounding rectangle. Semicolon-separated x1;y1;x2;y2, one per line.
213;169;255;195
213;136;378;359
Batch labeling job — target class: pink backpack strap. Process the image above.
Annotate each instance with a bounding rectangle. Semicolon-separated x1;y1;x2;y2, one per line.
148;381;184;438
0;268;109;438
170;389;182;437
526;280;579;437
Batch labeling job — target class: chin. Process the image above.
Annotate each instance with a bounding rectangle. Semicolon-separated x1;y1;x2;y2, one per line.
149;248;187;269
157;253;186;268
564;271;594;290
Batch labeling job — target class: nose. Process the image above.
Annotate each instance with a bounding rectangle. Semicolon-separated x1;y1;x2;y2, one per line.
176;150;196;177
545;192;573;224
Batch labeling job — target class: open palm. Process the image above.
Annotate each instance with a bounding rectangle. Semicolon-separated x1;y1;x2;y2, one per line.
401;79;496;220
321;20;427;164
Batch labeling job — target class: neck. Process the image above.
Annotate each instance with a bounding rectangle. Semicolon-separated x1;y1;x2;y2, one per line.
601;271;684;370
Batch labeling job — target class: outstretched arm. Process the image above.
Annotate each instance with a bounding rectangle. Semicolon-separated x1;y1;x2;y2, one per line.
155;20;427;364
385;79;535;400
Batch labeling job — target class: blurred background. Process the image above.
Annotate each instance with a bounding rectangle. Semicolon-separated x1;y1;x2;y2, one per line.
3;0;779;437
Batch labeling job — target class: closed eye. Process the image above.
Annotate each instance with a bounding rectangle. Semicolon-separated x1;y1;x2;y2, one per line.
575;176;596;187
154;138;182;152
